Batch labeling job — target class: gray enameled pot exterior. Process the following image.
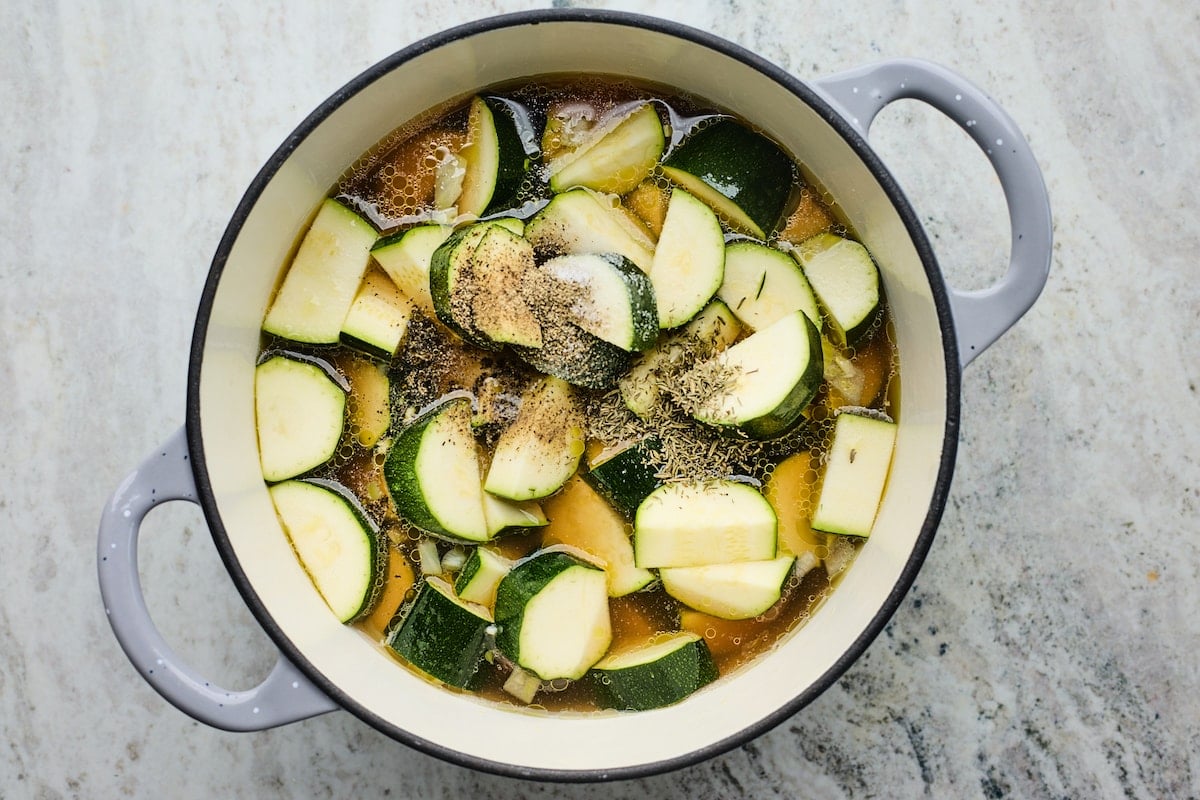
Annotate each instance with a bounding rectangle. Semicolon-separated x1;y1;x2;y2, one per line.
99;10;1050;781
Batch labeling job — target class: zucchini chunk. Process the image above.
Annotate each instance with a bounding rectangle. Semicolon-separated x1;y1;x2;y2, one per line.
386;576;493;688
502;665;543;704
794;233;882;347
661;119;793;239
268;480;385;623
542;476;655;597
483;492;548;538
454;546;514;608
619;300;741;418
717;241;821;332
634;480;777;569
660;555;796;620
590;631;718;711
685;310;823;440
494;549;612;680
584;438;663;519
468;225;543;348
263;198;378;344
340;269;412;357
255;355;346;482
525;188;655;273
512;318;631;390
484;377;586;501
649;188;726;329
457;96;531;217
548;102;665;195
428;223;501;349
383;397;491;543
430;222;543;349
811;411;897;538
370;224;451;321
540;252;658;352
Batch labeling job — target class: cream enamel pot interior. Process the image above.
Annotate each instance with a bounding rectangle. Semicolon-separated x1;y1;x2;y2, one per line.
98;10;1051;781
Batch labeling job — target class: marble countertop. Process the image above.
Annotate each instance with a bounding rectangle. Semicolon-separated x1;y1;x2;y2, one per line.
3;1;1197;797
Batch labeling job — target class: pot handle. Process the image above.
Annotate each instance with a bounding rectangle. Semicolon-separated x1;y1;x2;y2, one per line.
814;58;1052;368
97;426;339;730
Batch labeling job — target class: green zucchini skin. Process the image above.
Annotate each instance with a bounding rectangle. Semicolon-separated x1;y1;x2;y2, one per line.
255;354;346;483
454;546;513;607
794;233;883;348
584;438;663;518
493;549;611;679
662;119;794;238
493;550;580;657
481;96;531;216
383;401;454;536
548;102;664;195
383;396;489;542
738;312;825;440
512;320;631;391
688;310;824;441
599;252;659;353
268;479;386;624
262;198;378;344
386;577;492;688
590;633;718;711
427;223;500;350
541;252;659;353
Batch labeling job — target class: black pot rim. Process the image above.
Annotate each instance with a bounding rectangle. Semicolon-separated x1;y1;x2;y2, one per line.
185;8;961;783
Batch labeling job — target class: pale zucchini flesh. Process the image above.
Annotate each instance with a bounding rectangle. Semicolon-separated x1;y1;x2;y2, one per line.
370;224;451;321
717;241;821;332
384;397;490;542
660;555;796;620
548;102;665;195
634;480;777;569
268;480;384;623
540;252;658;352
525;188;655;273
340;269;412;357
484;377;586;501
255;355;346;482
619;300;741;418
795;233;881;347
454;546;513;608
811;412;897;538
483;492;548;537
263;199;377;344
494;550;612;680
457;96;529;217
649;188;726;329
686;310;823;439
468;225;543;348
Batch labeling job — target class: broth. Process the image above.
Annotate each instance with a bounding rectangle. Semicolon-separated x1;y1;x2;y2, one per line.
256;74;898;713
